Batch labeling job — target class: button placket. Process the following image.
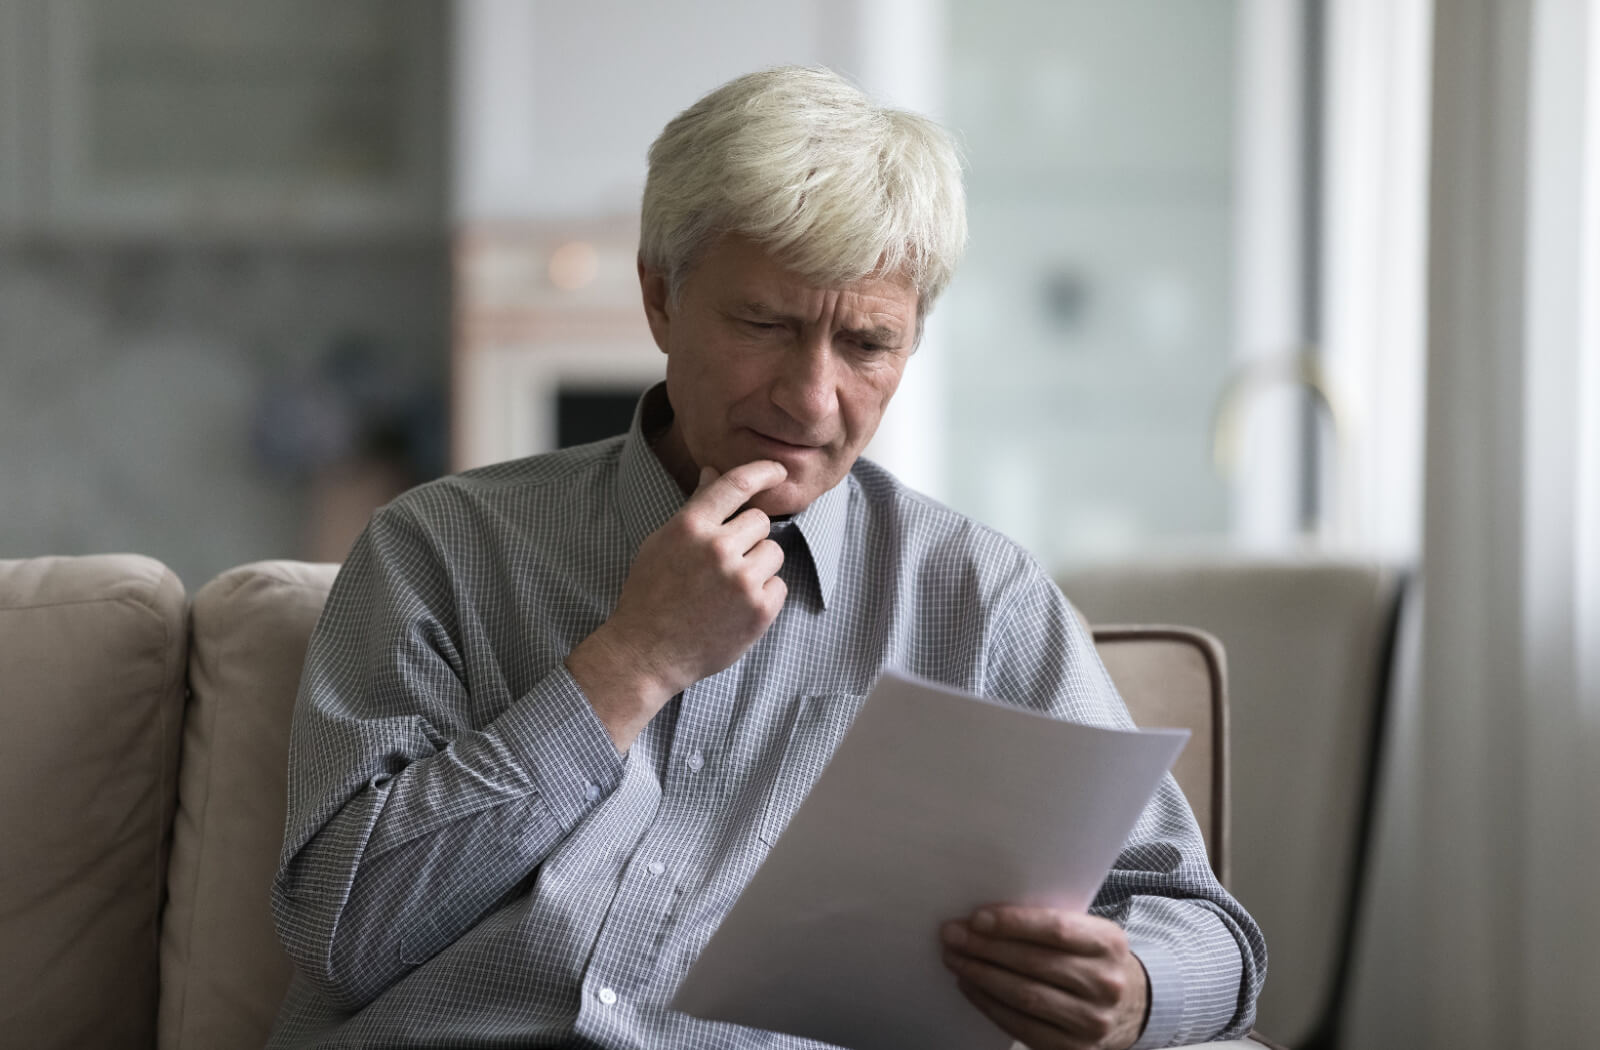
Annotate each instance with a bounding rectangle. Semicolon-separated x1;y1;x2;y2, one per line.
577;764;687;1004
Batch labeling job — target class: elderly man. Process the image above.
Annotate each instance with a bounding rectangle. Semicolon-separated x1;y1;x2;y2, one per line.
269;67;1266;1050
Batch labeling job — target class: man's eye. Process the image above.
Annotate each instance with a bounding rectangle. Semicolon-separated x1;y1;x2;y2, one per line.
743;320;783;332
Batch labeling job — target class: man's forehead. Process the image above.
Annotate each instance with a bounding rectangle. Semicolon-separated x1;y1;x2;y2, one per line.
705;235;912;295
726;265;916;313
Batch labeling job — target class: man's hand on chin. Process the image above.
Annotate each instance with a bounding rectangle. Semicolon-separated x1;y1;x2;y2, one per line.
940;906;1150;1050
565;459;790;753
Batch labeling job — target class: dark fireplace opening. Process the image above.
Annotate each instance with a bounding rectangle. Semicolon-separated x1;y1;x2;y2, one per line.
556;385;648;448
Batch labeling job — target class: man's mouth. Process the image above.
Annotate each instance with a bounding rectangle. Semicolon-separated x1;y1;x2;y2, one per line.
747;428;825;451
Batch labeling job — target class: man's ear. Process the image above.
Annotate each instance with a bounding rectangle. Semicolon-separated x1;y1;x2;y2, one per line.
638;256;672;354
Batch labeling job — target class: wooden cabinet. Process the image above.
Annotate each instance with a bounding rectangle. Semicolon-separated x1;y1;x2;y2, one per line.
2;0;444;237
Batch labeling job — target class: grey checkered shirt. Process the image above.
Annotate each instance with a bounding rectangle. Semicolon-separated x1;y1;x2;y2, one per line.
268;389;1266;1049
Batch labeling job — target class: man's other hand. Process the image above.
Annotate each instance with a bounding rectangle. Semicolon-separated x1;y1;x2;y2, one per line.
566;460;789;752
941;906;1150;1050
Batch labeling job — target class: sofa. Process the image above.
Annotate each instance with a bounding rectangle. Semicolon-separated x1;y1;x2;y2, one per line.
3;555;335;1050
0;553;1271;1050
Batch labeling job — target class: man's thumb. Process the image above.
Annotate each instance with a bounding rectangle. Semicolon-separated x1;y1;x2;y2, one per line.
696;465;717;490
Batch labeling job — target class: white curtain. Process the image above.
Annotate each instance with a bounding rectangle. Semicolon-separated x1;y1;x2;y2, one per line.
1348;0;1600;1044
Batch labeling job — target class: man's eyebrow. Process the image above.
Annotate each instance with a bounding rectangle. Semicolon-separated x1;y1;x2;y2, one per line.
736;300;786;319
841;323;904;345
734;301;905;345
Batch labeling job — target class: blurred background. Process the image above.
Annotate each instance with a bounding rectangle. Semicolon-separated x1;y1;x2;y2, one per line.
3;1;1597;1048
0;0;1417;586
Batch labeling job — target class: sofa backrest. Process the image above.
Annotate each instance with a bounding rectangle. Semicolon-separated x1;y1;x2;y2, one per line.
1061;558;1404;1048
0;555;188;1050
159;561;338;1050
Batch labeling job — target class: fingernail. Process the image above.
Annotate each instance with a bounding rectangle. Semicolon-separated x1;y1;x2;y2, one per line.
940;922;966;947
972;909;996;933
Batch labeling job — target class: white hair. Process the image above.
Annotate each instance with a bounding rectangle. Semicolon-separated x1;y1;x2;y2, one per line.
640;66;967;320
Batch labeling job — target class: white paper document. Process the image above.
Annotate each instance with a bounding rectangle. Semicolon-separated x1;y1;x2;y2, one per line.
670;670;1190;1050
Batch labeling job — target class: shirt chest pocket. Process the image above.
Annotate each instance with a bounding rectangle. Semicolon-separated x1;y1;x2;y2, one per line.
757;691;867;848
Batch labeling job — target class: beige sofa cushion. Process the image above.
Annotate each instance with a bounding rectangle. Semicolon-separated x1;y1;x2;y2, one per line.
1093;627;1228;884
0;555;187;1050
159;561;338;1050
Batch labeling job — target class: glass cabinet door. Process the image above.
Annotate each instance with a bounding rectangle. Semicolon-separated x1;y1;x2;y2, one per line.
938;0;1271;567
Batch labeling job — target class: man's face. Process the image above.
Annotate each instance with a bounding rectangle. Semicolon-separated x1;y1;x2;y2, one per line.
640;235;920;516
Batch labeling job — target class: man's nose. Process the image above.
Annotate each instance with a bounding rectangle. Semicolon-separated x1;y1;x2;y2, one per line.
770;336;838;427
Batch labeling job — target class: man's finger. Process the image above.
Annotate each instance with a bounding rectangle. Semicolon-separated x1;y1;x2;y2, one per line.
722;506;775;556
945;952;1112;1042
941;925;1109;1003
744;537;785;582
962;906;1123;957
762;573;788;612
689;460;787;521
956;977;1095;1050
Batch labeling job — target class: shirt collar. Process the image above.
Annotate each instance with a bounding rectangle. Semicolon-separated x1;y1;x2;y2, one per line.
614;383;850;610
616;385;687;556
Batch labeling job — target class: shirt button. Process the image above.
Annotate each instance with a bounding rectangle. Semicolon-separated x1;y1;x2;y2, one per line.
584;781;601;802
597;987;618;1005
686;750;705;773
647;861;666;876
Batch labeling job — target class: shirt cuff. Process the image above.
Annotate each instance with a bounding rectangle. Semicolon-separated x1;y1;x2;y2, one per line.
1128;939;1184;1050
495;663;626;833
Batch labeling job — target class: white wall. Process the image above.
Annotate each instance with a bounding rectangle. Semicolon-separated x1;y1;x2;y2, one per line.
455;0;828;222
